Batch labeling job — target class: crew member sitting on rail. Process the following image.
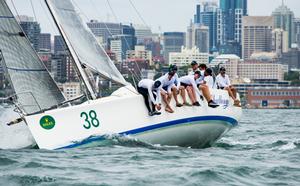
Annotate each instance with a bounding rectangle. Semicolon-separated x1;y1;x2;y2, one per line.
137;79;162;116
203;68;215;89
216;67;240;106
188;61;200;75
156;65;182;113
179;71;202;106
195;66;219;108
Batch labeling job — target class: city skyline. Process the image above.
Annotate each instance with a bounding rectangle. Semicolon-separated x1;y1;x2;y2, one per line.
7;0;300;35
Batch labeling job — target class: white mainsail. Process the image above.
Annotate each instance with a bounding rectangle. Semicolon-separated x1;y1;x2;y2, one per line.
0;0;65;114
45;0;128;93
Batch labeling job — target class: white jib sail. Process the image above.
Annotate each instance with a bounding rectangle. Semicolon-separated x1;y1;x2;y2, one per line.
45;0;127;87
0;0;66;115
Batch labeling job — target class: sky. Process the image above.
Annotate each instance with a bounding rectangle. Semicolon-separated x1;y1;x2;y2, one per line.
6;0;300;35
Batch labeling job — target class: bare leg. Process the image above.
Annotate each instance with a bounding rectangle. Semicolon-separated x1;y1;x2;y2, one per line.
180;86;187;104
225;87;236;100
161;92;173;113
186;86;196;103
199;85;212;102
171;87;181;106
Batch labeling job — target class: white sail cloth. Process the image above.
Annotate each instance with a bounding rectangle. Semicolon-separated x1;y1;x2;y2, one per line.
46;0;127;86
0;0;65;114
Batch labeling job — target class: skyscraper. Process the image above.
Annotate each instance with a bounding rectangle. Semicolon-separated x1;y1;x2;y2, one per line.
19;16;41;51
218;0;247;57
294;18;300;48
272;2;294;48
54;35;67;54
133;24;153;45
242;16;273;60
187;23;209;53
87;20;122;49
163;32;186;63
38;33;51;52
194;2;218;53
272;29;289;56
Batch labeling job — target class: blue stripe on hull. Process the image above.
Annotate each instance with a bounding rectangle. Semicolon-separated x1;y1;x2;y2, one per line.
57;116;238;150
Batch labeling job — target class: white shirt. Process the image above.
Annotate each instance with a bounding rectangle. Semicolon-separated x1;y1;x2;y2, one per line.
188;68;200;76
179;75;202;97
138;79;162;105
204;76;215;89
156;73;180;93
216;74;231;88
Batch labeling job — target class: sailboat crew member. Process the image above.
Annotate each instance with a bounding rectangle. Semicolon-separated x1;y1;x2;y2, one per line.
216;67;240;106
179;71;202;106
203;68;216;89
137;79;162;116
188;61;199;75
187;62;218;107
156;65;182;113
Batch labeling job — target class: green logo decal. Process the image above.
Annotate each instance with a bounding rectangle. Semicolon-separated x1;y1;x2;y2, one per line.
40;115;56;130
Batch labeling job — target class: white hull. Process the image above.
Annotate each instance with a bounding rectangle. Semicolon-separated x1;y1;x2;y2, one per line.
24;86;242;150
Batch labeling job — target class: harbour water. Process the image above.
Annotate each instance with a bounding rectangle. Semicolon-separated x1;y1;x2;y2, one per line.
0;105;299;185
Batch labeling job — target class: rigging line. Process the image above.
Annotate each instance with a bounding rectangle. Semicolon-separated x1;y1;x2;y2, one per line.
128;0;148;27
10;0;20;22
90;0;140;75
71;0;90;22
30;0;37;22
105;1;142;77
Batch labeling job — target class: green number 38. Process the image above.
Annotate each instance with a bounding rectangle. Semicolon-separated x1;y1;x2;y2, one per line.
80;110;100;129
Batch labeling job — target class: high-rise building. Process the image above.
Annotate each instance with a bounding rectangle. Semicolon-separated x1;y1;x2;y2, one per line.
272;2;294;48
87;20;122;49
192;2;218;53
272;29;289;56
169;47;209;67
133;24;152;45
108;33;136;62
54;35;67;54
294;18;300;48
38;33;51;52
122;24;137;51
242;16;273;60
186;23;209;53
19;16;41;51
163;32;186;63
51;53;76;83
218;0;247;57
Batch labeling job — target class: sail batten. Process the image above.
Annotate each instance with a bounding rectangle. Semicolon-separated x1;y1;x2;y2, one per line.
45;0;127;87
0;0;66;114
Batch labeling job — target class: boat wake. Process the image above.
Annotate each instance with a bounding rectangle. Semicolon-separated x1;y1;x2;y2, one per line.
0;106;36;150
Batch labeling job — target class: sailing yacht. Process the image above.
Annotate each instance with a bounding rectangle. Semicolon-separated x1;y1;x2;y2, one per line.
0;0;242;150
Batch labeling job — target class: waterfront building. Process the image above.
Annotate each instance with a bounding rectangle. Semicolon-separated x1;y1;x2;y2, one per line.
163;32;185;64
38;33;51;52
38;49;52;72
272;29;289;57
19;16;41;51
51;53;76;83
108;34;136;62
133;24;152;45
247;87;300;108
272;2;295;48
280;47;300;70
60;82;82;100
126;46;152;65
193;2;218;52
169;47;209;67
54;35;67;54
242;16;273;60
87;20;122;48
217;0;247;57
186;24;209;53
294;18;300;48
211;55;286;81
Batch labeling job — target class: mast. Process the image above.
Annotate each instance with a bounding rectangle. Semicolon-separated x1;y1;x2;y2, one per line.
45;0;96;100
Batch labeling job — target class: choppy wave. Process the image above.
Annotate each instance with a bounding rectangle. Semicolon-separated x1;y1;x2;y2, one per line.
0;108;300;185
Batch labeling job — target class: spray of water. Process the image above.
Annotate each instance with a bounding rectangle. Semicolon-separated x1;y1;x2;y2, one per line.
0;105;35;149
